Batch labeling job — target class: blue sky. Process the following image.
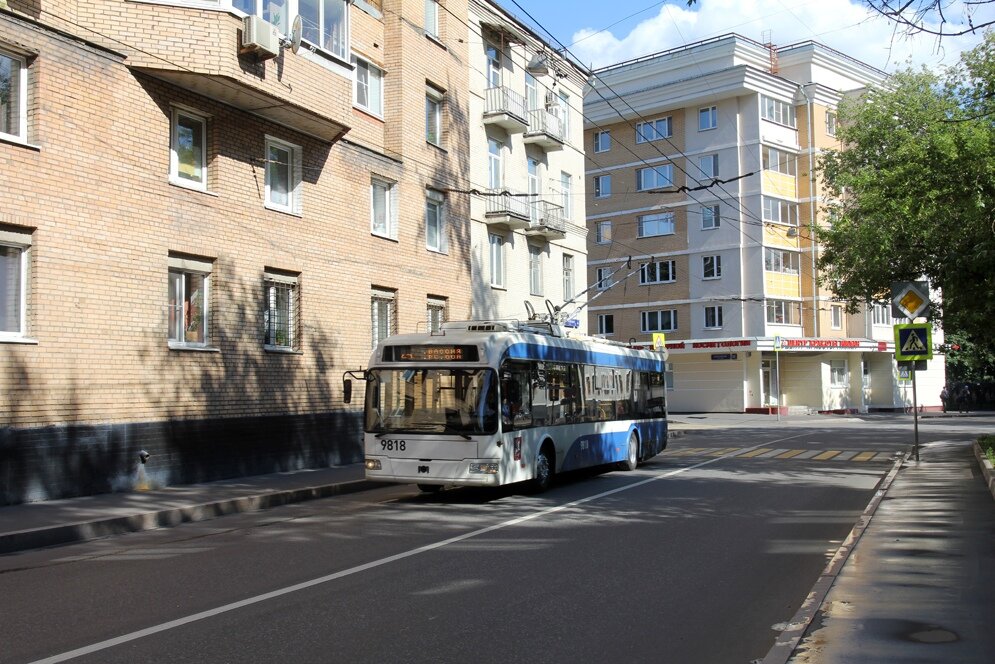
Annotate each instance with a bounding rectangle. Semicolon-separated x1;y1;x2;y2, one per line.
501;0;993;72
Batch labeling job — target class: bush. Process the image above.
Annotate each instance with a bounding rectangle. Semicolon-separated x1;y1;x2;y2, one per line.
980;435;995;465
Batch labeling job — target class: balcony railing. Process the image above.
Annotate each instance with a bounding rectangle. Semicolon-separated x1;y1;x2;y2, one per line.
483;87;528;133
524;109;565;150
525;200;567;238
484;189;531;229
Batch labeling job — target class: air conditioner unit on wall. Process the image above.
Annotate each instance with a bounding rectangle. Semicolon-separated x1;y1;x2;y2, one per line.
241;15;281;60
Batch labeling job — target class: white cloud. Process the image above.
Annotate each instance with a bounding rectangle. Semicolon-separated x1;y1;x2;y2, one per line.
569;0;993;72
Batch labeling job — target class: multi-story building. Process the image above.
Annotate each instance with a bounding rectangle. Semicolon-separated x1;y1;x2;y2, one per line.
584;35;944;414
467;0;588;329
0;0;473;504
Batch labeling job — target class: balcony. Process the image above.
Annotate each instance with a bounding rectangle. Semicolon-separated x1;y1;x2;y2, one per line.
484;189;531;229
524;200;567;239
523;109;565;151
483;87;528;133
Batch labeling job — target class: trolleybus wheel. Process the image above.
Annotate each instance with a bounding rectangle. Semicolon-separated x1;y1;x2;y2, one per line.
417;484;443;493
530;444;554;493
619;431;639;471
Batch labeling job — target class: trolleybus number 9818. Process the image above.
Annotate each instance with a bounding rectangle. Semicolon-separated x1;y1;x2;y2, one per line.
381;439;406;451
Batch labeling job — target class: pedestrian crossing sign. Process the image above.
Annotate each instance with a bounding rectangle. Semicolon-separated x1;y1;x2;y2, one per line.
894;323;932;361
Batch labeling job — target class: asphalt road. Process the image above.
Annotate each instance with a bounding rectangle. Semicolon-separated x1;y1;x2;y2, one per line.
0;416;981;664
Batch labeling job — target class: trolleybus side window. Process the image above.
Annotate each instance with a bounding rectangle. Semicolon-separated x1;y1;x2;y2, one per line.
500;362;532;431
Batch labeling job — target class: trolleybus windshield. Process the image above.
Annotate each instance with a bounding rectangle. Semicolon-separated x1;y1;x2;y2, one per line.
365;368;499;436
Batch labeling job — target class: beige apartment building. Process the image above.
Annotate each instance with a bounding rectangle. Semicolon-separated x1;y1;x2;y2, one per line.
0;0;474;504
584;35;945;414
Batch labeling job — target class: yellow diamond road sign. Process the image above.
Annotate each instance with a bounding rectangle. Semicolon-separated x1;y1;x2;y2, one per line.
891;281;930;319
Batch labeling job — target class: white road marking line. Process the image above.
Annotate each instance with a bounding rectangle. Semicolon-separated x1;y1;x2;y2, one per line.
29;432;813;664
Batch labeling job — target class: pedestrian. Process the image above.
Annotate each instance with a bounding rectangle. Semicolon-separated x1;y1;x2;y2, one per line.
940;385;949;413
958;384;971;413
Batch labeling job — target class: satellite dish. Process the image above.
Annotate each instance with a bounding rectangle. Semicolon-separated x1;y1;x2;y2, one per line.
291;15;302;54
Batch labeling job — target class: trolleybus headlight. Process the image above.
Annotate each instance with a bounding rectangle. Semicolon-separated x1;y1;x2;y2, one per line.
469;462;499;474
365;459;382;471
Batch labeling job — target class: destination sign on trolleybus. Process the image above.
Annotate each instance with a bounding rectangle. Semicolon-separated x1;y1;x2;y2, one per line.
382;345;480;362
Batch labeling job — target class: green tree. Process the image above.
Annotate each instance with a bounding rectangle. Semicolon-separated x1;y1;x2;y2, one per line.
818;33;995;381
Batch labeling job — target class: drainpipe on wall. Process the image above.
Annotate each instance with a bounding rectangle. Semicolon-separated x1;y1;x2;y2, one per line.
797;83;819;338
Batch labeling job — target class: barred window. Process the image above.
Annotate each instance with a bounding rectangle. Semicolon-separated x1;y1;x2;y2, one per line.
427;296;447;333
372;288;397;348
264;271;300;350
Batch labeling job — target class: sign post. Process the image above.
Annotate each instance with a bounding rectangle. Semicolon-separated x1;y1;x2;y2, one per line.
894;323;932;462
773;336;782;422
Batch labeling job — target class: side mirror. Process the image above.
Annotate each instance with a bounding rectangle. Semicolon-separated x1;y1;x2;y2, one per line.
343;379;353;404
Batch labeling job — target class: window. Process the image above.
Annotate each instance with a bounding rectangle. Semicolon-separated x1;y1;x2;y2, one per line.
872;302;892;326
0;49;26;142
265;136;302;214
597;314;614;336
831;304;843;330
764;247;800;274
263;271;299;350
698;105;717;131
525;71;538;110
371;176;397;239
170;108;207;190
528;245;543;296
763;146;796;175
487;138;503;189
826;111;838;136
560;172;572;220
167;255;212;347
425;188;446;252
596;220;612;244
427;297;447;333
596;267;612;290
485;42;501;87
594;130;611;153
371;288;396;348
489;233;505;287
699;154;718;179
424;0;439;38
701;204;720;230
761;95;797;127
635;117;671;143
766;299;802;325
636;165;673;191
594;174;611;198
704;305;723;329
353;56;383;116
830;359;848;388
425;85;443;146
562;254;574;300
557;92;571;138
638;212;675;238
640;260;676;285
0;228;30;339
641;309;677;333
762;197;799;226
296;0;349;59
703;255;722;279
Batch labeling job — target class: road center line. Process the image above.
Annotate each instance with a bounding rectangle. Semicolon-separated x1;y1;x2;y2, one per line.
31;432;811;664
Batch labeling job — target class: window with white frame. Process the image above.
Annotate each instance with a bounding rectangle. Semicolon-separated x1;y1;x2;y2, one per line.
701;204;720;230
764;247;800;274
0;50;27;142
760;95;797;127
641;309;677;333
425;84;443;146
557;91;571;138
831;304;843;329
594;174;611;198
167;254;212;347
766;299;802;325
425;188;446;252
427;296;447;333
234;0;349;60
525;71;538;110
0;228;31;339
640;259;676;285
265;136;302;214
638;212;675;238
562;254;574;300
702;255;722;279
699;154;718;179
485;42;501;88
635;117;671;143
830;359;848;387
597;314;614;336
763;146;796;175
560;172;572;220
826;111;838;137
636;165;673;191
528;245;543;296
593;130;611;153
698;105;717;131
871;302;892;326
489;233;505;287
487;137;503;189
762;197;799;226
170;107;207;190
263;271;299;350
596;220;612;244
371;176;397;239
704;305;723;329
352;56;383;116
371;287;396;348
424;0;439;38
596;267;611;290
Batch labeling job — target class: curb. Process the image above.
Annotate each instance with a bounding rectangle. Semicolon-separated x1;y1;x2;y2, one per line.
0;479;381;556
973;441;995;502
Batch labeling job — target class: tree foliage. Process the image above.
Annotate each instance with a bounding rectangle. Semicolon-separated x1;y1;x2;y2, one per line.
865;0;995;38
817;32;995;379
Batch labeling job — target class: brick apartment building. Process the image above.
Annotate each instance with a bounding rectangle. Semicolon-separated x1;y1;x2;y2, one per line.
584;35;945;414
0;0;478;504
